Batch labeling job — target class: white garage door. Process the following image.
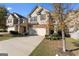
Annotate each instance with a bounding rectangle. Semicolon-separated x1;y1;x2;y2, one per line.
29;28;46;36
7;27;15;32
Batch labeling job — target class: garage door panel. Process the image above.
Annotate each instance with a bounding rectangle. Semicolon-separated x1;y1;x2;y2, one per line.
7;27;15;32
36;28;46;36
29;28;46;36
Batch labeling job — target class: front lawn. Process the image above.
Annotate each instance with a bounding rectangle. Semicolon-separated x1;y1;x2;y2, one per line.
66;38;79;49
30;39;62;56
0;34;13;41
0;37;12;41
30;38;79;56
66;38;79;42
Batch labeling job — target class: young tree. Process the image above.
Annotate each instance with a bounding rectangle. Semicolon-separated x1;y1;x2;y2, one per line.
52;3;72;52
0;6;8;30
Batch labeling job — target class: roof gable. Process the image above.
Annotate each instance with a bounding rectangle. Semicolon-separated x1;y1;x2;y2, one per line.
29;6;49;17
7;14;15;20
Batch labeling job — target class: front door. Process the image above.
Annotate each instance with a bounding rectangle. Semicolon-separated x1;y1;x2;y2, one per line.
23;27;26;33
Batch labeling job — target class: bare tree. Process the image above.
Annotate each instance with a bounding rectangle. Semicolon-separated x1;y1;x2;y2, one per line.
52;3;72;52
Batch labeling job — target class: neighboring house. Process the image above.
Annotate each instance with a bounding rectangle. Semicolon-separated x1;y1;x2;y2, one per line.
28;6;52;36
65;10;79;39
6;12;28;33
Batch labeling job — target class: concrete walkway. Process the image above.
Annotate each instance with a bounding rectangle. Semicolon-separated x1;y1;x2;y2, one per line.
0;36;44;56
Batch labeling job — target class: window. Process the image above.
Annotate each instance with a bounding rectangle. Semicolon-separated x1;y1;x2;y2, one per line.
8;20;12;23
37;12;41;15
31;16;37;21
14;19;18;24
40;14;46;20
20;18;23;23
22;19;26;23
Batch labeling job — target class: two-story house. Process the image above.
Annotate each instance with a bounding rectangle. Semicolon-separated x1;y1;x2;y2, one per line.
65;10;79;39
6;12;28;33
28;6;52;36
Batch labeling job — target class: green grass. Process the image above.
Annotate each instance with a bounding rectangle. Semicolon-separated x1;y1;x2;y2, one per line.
66;38;79;49
30;38;79;56
0;34;13;41
0;37;11;41
66;38;79;42
30;39;56;56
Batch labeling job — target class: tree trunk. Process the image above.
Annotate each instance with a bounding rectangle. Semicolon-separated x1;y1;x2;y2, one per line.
54;20;58;34
62;29;66;52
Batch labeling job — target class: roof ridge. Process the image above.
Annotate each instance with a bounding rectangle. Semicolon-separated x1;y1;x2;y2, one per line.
13;12;26;19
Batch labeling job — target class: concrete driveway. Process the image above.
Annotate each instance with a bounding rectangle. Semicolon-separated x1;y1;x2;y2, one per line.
0;36;44;56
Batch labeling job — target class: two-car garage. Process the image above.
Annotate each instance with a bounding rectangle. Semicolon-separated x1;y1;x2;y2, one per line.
29;28;46;36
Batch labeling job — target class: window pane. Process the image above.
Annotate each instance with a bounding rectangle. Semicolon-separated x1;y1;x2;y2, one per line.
8;20;12;23
40;14;46;20
31;16;37;21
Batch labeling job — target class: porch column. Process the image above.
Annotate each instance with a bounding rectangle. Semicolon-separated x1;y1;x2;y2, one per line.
46;28;50;35
46;13;50;35
18;18;20;33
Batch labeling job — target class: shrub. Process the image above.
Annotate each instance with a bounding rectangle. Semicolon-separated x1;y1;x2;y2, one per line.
58;30;62;36
22;32;28;36
24;33;28;35
45;30;70;40
65;33;70;37
0;29;7;32
10;31;22;36
45;33;62;40
50;33;62;40
10;31;18;34
58;30;70;37
50;30;54;34
45;35;51;39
